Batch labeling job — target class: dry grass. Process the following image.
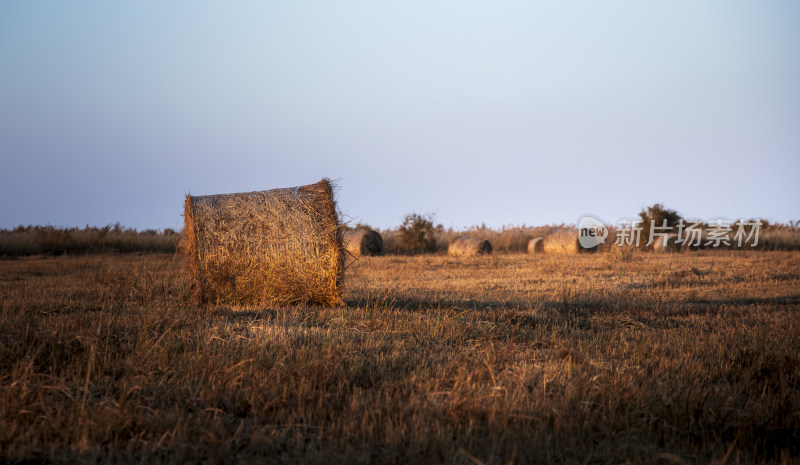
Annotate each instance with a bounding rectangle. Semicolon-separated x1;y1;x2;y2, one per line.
752;229;800;251
184;179;344;308
3;223;799;259
1;250;799;464
0;225;179;256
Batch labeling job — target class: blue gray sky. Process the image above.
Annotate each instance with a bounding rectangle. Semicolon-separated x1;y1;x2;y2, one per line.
2;1;798;230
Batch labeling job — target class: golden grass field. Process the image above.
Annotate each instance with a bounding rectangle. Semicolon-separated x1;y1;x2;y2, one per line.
1;250;799;464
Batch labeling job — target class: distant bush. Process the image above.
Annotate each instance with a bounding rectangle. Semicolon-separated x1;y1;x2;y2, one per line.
0;224;180;257
343;222;376;232
393;213;441;255
638;203;683;249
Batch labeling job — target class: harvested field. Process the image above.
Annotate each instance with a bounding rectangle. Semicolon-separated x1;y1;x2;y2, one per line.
1;250;798;463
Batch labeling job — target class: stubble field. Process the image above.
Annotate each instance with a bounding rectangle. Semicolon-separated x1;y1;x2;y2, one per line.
1;251;798;464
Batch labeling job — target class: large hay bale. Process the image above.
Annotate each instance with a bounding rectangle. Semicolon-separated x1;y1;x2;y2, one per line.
183;179;344;308
527;237;545;254
651;233;681;253
344;229;384;257
543;228;583;254
448;237;492;257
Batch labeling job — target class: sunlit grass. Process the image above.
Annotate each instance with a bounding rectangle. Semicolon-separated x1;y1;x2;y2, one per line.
0;251;798;463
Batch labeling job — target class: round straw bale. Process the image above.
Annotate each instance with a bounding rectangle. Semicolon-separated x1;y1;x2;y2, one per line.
343;229;384;257
448;237;492;257
651;234;681;253
183;178;344;308
527;237;545;254
543;228;582;254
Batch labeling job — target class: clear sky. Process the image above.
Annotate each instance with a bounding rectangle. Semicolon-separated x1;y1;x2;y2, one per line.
1;1;798;231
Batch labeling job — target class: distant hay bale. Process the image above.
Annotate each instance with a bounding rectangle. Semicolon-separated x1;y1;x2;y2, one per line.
527;237;545;254
651;234;681;253
542;228;584;254
448;237;492;257
183;179;344;308
343;229;384;257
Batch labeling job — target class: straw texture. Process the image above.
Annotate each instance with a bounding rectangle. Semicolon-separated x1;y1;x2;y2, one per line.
183;179;344;308
448;237;493;257
543;228;580;254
